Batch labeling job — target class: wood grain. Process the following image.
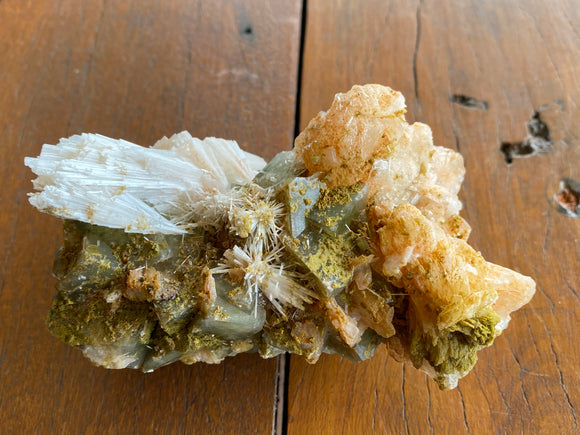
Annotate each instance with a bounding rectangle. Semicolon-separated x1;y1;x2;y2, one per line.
289;1;579;434
3;0;580;433
0;0;301;433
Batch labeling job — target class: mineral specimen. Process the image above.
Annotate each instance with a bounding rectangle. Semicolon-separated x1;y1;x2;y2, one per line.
26;84;535;389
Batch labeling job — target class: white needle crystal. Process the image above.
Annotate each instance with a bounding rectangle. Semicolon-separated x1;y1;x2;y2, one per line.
25;132;266;234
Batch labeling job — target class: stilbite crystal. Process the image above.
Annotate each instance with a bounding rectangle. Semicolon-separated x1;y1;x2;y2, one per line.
26;84;535;389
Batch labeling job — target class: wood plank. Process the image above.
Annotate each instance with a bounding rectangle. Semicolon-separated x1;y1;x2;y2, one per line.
289;1;579;433
0;0;301;433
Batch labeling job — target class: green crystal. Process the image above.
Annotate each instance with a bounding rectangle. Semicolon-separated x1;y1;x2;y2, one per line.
196;276;266;340
285;176;325;237
307;183;368;234
284;229;353;297
254;151;304;189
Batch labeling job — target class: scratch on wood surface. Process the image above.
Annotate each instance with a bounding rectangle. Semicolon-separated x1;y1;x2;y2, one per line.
291;360;306;399
216;68;260;82
490;410;515;416
474;374;494;418
452;405;514;428
366;2;393;83
487;364;514;424
530;270;556;312
543;206;552;253
449;113;462;154
220;362;227;382
457;386;472;435
425;374;434;435
521;310;562;404
563;279;580;302
401;364;410;435
520;369;554;378
505;341;532;413
556;253;580;302
412;0;423;112
541;317;578;428
519;5;566;94
372;386;378;434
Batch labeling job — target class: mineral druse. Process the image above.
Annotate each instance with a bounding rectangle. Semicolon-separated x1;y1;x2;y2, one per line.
26;85;535;389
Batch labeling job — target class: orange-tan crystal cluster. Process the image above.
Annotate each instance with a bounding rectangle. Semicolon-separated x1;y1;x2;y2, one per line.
295;85;535;388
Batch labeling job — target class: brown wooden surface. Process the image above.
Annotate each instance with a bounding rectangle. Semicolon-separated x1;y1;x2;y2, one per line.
2;0;579;434
0;1;301;433
289;1;579;434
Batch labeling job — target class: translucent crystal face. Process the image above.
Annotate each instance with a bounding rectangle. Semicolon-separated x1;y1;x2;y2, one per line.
27;84;535;390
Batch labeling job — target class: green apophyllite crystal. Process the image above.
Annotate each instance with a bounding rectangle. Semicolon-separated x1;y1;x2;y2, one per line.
196;275;266;340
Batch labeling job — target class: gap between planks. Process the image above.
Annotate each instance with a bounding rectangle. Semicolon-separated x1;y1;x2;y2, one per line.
273;1;308;434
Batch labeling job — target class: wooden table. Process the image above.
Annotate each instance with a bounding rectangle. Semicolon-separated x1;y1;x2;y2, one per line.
1;1;578;433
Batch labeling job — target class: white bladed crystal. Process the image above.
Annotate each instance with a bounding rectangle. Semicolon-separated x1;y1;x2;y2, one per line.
25;132;266;234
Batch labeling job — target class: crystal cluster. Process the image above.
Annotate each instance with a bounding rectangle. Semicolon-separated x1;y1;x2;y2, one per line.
26;85;535;389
